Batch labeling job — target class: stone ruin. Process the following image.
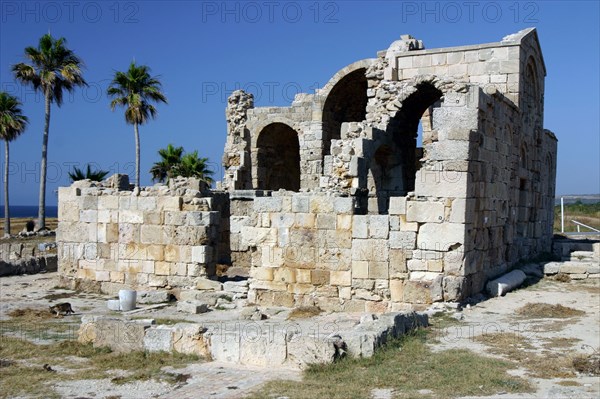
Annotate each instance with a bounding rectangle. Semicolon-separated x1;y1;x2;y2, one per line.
57;28;557;312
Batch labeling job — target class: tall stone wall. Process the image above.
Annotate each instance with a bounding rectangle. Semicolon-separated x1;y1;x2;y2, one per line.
57;180;222;293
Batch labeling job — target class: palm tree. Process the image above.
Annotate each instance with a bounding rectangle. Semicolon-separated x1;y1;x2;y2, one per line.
12;33;86;231
150;143;183;183
174;151;214;184
107;62;167;189
0;92;28;237
68;164;109;182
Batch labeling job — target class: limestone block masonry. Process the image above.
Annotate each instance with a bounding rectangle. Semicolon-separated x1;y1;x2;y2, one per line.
57;28;558;311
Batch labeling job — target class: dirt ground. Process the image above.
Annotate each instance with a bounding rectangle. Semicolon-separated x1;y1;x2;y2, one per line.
0;272;598;399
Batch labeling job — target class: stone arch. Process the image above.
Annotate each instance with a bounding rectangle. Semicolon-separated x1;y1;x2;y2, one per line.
255;123;301;191
366;77;448;213
386;80;443;191
320;59;375;156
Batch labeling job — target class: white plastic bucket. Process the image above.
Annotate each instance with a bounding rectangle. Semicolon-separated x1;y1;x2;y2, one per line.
119;289;137;311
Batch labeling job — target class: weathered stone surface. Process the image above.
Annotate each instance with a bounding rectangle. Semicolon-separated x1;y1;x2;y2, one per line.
177;301;209;314
137;290;171;304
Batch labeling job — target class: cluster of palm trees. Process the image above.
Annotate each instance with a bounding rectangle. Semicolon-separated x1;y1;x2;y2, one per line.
1;33;212;237
150;144;214;184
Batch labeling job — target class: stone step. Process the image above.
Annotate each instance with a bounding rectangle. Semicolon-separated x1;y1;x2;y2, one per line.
543;261;600;277
562;251;599;262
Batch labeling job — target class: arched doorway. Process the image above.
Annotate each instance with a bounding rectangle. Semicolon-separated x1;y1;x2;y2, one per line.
256;123;300;191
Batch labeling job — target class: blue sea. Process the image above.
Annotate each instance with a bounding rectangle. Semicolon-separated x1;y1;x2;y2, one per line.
0;205;58;218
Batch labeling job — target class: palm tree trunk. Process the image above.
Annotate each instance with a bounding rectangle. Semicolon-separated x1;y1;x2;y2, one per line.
4;140;10;237
37;91;51;230
134;122;140;188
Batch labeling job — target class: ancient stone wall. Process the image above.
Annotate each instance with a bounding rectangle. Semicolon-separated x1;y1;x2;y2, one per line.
57;179;223;293
57;28;558;309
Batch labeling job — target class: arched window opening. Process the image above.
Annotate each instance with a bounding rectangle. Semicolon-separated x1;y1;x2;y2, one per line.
322;69;368;156
256;123;300;191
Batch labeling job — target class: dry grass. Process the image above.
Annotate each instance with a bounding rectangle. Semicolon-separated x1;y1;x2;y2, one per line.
7;307;53;320
553;273;572;282
0;217;58;241
249;329;532;399
572;353;600;376
475;332;576;379
543;337;581;349
557;380;581;386
287;306;323;320
515;303;585;319
0;336;201;398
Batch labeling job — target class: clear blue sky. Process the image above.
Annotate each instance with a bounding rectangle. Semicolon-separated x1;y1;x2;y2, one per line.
1;0;599;206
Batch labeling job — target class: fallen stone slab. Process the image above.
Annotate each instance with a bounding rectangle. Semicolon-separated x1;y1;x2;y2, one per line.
78;316;154;352
137;290;171;304
177;301;209;314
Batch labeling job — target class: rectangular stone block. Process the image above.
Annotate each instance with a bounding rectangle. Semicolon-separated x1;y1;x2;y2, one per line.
154;261;171;276
406;201;444;223
390;279;404;302
311;270;330;285
352;215;368;238
417;223;465;251
352;260;369;279
389;231;417;250
337;214;352;231
177;301;209;314
333;197;354;213
191;246;212;263
316;214;337;230
274;267;296;283
369;215;389;239
330;270;351;286
248;266;272;282
292;195;310;213
310;196;334;213
369;261;389;279
415;170;469;198
295;268;312;283
254;197;283;212
120;210;143;224
389;197;407;215
294;213;315;228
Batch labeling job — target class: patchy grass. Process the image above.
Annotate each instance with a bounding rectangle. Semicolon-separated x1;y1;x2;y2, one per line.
249;329;532;399
515;303;585;319
475;332;576;379
0;336;202;398
3;307;80;341
557;380;581;386
287;306;323;320
553;273;572;282
543;337;581;350
7;307;53;320
42;292;74;301
572;353;600;376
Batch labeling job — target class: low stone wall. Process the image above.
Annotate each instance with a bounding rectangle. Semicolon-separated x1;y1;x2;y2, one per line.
78;311;428;369
57;179;224;293
0;255;58;277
